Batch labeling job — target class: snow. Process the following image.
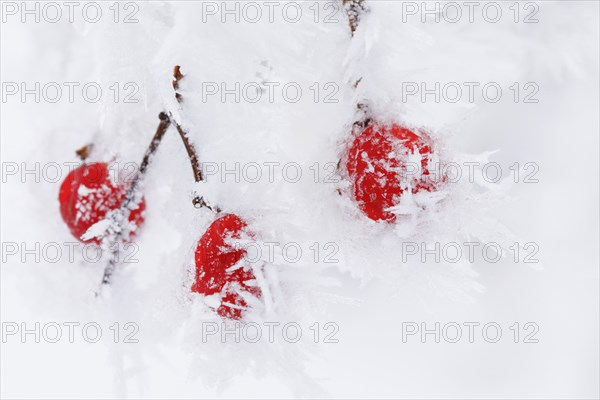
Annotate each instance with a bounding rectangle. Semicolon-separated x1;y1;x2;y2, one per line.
1;1;599;398
80;218;112;242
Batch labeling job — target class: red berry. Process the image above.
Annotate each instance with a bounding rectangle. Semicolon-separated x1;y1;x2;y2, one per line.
344;123;439;222
58;162;146;243
193;214;261;319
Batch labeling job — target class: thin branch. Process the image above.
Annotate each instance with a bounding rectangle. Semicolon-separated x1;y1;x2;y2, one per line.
76;144;94;161
339;1;370;177
192;195;221;213
171;65;220;213
342;0;366;35
172;65;203;183
353;102;371;132
98;112;171;289
138;112;171;177
340;1;369;123
173;65;184;103
174;121;203;182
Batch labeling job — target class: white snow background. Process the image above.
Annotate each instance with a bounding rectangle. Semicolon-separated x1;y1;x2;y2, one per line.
1;1;599;398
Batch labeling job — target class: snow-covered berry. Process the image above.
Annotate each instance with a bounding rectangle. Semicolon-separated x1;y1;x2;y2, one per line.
58;162;146;243
193;214;261;319
344;123;440;222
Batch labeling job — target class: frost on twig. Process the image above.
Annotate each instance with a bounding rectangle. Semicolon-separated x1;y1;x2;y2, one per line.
96;66;220;291
97;112;172;290
171;65;220;212
342;0;367;35
172;65;203;182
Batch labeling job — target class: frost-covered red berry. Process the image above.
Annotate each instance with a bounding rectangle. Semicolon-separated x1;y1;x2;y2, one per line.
58;162;145;243
193;214;261;319
344;123;440;222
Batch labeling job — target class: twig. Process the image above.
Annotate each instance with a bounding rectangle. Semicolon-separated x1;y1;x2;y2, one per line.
173;65;184;103
342;0;366;35
353;102;371;133
97;66;220;291
172;65;203;182
341;1;370;127
76;144;94;161
98;112;172;289
192;195;221;213
137;112;171;177
338;0;370;179
174;121;203;182
171;65;220;212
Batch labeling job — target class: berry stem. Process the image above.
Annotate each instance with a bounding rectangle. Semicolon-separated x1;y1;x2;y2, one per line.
138;112;172;177
172;65;203;183
98;112;172;289
171;65;220;212
75;143;94;161
98;66;220;291
342;0;366;35
342;0;370;127
335;0;370;190
174;121;203;182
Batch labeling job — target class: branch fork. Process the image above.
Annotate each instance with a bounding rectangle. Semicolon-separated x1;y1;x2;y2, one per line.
96;66;218;290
